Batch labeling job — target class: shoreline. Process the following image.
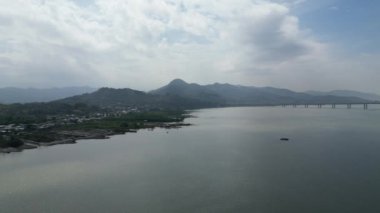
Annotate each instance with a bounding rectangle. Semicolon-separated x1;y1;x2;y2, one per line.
0;122;191;154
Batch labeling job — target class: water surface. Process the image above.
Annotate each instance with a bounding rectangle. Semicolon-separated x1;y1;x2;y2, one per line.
1;106;380;213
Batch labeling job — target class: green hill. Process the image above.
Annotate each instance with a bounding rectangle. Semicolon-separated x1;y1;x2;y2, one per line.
56;79;371;109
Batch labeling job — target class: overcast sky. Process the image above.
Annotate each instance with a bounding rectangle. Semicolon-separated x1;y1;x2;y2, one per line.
0;0;379;93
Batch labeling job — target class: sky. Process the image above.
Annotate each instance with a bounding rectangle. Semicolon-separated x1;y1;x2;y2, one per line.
0;0;379;93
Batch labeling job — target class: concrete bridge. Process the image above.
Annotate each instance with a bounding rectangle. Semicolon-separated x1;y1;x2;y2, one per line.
280;103;380;110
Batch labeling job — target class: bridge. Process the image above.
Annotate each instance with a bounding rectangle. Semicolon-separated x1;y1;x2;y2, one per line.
280;103;380;110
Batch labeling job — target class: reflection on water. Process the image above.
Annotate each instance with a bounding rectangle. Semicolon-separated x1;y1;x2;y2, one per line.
1;106;380;213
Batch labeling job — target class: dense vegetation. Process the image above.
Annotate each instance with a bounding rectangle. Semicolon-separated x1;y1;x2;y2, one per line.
60;111;188;131
0;102;102;125
0;135;23;148
0;110;188;149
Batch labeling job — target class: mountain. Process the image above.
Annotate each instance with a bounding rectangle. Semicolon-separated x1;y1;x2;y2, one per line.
150;79;226;106
56;79;371;109
57;87;155;107
306;90;380;101
57;86;221;109
0;87;97;104
150;79;368;106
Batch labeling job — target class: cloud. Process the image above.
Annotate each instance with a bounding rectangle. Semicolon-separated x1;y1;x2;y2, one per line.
235;2;321;63
0;0;378;93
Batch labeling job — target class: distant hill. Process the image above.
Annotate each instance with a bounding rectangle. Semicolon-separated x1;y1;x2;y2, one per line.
306;90;380;101
0;87;97;104
58;87;154;107
55;79;372;109
56;87;221;109
150;79;226;106
150;79;368;106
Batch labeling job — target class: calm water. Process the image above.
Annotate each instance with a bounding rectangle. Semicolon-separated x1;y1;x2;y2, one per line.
1;106;380;213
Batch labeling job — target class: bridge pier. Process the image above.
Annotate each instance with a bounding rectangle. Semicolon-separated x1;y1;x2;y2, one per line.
280;103;372;110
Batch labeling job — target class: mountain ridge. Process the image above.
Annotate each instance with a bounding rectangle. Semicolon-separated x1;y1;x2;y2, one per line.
0;87;97;104
57;79;373;109
149;79;370;106
306;90;380;101
1;79;376;107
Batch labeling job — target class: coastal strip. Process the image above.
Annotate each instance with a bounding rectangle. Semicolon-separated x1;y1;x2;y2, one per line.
0;111;192;154
0;122;191;154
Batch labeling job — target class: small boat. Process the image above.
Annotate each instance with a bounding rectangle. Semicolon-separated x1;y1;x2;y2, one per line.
280;138;289;141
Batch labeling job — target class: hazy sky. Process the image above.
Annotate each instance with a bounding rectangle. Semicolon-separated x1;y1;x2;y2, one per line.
0;0;379;93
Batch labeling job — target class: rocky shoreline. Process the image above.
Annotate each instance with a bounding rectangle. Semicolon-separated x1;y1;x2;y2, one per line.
0;122;191;154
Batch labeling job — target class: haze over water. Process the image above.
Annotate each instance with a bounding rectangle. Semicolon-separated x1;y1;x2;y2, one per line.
1;106;380;213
